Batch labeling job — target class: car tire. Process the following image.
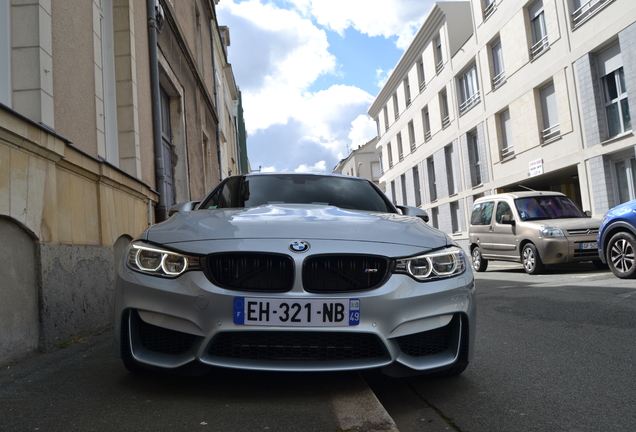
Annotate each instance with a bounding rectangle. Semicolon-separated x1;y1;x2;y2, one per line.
606;231;636;279
471;247;488;272
522;243;544;275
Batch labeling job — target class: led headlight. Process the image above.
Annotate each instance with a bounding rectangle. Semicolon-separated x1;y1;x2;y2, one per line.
394;247;466;281
539;226;564;238
126;242;200;277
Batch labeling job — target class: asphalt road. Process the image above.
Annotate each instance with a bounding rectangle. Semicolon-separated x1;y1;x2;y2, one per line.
0;332;395;432
3;263;634;432
365;263;636;432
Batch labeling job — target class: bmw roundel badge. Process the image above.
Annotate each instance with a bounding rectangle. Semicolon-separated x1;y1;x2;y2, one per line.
290;240;310;253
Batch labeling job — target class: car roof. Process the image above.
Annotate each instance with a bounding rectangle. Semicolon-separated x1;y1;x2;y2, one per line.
241;172;366;180
474;191;566;203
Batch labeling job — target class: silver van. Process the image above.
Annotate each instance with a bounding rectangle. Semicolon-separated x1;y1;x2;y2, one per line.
468;191;602;274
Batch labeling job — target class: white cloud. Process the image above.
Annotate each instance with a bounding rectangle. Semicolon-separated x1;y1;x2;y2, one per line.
348;115;377;149
295;160;327;173
288;0;434;49
217;0;421;173
218;0;337;132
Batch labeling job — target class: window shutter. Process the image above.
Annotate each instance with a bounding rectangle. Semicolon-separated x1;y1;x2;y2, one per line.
597;43;622;76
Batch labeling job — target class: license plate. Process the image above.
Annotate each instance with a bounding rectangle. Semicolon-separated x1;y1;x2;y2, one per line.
579;242;598;250
233;297;360;327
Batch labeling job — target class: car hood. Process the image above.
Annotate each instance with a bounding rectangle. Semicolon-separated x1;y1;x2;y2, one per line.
143;204;450;249
521;217;601;230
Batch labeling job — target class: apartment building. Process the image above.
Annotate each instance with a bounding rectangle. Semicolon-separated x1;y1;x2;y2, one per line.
332;137;382;187
0;0;247;365
368;0;636;242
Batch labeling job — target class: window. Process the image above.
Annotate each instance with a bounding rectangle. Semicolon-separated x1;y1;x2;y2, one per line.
401;174;408;205
445;144;456;195
440;91;450;129
371;162;381;181
529;0;548;59
431;207;440;229
0;0;10;106
393;93;399;120
375;117;380;137
483;0;497;20
383;106;389;131
614;156;636;203
100;0;120;165
397;133;404;161
450;201;461;234
602;67;631;138
387;143;394;169
379;154;384;175
391;180;397;204
468;131;482;186
404;77;411;107
492;39;506;89
195;6;204;76
418;60;426;92
427;157;437;202
500;109;514;159
413;166;422;207
423;107;432;142
435;36;444;74
160;87;176;214
458;64;480;115
408;121;416;152
470;201;494;225
495;201;513;224
572;0;614;28
540;83;560;143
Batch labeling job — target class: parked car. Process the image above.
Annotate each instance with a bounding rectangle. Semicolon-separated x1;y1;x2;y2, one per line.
597;199;636;279
469;191;602;274
115;173;475;377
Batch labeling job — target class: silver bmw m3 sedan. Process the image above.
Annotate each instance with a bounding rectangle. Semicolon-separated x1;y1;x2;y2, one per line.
114;173;476;377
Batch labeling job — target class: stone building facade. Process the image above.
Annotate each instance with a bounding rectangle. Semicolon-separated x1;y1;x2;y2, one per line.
0;0;247;366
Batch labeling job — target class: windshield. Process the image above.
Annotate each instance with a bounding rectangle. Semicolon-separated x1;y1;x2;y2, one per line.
514;196;586;221
200;175;395;213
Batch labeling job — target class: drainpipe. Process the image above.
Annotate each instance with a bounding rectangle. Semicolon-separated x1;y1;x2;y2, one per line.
148;0;167;223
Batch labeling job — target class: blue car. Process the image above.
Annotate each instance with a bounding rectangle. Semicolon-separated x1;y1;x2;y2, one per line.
598;199;636;279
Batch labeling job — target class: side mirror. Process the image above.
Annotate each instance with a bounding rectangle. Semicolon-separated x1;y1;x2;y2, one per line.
501;214;516;226
584;210;592;218
168;201;200;217
396;205;430;223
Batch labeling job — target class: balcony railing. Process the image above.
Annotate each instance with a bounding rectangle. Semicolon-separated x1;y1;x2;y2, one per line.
410;141;417;153
442;116;450;129
501;145;514;159
419;81;426;92
424;130;432;142
436;60;444;74
492;70;506;89
484;1;497;20
459;91;481;116
542;124;561;144
398;153;404;162
531;36;549;59
572;0;614;28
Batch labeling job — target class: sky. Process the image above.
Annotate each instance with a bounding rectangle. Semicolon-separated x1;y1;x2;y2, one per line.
216;0;438;173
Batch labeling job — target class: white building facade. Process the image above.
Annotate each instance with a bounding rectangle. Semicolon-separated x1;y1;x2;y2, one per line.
333;137;382;187
368;0;636;241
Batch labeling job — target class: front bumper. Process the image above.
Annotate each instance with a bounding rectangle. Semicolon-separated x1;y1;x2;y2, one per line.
114;262;476;374
535;235;599;264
